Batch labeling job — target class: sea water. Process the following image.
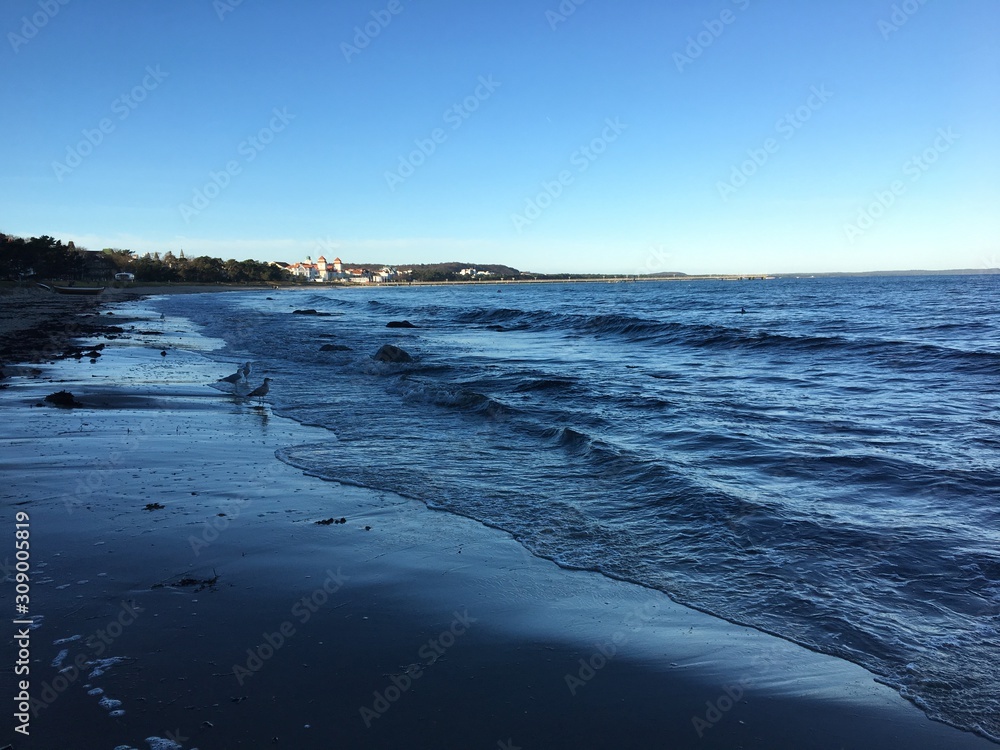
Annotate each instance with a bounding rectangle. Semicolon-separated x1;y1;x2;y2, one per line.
152;274;1000;741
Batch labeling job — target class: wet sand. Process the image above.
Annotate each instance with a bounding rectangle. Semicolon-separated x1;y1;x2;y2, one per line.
1;294;996;749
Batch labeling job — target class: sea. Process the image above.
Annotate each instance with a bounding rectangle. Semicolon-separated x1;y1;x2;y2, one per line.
150;274;1000;742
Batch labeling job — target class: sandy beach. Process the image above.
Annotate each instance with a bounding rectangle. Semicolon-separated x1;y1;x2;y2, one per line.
2;291;996;750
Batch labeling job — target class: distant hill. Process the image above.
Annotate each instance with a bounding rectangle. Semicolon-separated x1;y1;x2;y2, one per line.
397;261;522;277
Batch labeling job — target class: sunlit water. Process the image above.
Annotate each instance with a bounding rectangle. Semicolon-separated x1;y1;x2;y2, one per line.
154;275;1000;741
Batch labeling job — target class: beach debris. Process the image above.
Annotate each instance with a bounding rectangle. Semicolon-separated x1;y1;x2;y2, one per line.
315;517;347;526
44;390;81;407
386;320;417;328
373;344;412;363
320;344;352;352
144;502;165;511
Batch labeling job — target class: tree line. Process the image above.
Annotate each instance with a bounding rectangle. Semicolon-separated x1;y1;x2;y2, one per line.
1;233;290;284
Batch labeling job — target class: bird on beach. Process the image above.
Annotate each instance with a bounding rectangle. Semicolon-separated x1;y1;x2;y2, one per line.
246;377;271;405
217;369;243;392
240;361;252;382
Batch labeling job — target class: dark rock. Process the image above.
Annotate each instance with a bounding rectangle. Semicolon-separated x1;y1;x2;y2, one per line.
373;344;412;363
320;344;352;352
292;309;332;316
316;517;348;526
44;390;80;407
144;502;165;511
386;320;417;328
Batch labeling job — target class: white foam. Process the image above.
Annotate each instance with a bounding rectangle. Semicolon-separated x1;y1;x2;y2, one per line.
99;697;122;710
87;656;126;678
51;649;69;668
53;634;81;645
145;738;183;750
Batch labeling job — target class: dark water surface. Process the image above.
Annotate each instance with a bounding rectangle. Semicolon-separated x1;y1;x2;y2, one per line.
154;275;1000;741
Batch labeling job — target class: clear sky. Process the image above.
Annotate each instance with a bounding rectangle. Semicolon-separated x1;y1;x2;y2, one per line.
2;0;998;274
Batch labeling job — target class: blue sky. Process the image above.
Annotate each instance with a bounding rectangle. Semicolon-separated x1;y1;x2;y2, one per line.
2;0;998;274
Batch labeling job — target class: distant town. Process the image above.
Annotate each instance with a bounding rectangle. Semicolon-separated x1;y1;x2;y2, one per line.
277;256;501;284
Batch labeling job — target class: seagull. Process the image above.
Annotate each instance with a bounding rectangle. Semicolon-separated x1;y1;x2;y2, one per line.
240;362;252;382
246;378;271;405
217;370;243;392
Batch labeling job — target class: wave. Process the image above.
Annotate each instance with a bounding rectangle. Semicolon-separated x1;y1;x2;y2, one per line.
456;307;1000;374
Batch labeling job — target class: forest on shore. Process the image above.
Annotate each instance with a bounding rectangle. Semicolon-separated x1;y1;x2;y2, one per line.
0;233;290;284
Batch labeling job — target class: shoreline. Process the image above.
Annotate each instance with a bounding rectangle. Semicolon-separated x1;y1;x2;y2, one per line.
2;294;997;749
0;285;280;372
